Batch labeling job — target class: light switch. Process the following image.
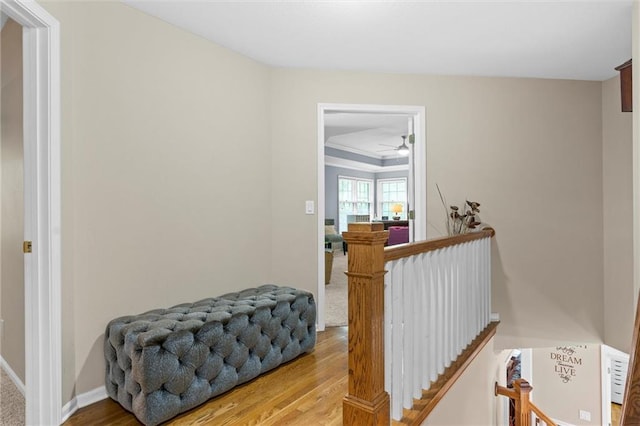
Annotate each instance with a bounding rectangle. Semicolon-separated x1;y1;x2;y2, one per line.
305;200;314;214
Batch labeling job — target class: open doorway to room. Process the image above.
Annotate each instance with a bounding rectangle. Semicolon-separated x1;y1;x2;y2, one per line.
1;1;61;424
316;103;426;330
1;14;26;424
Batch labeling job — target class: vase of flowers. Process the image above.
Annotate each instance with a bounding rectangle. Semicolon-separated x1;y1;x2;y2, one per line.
437;184;481;236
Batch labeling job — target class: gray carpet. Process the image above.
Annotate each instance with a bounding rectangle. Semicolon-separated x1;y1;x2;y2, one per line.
325;250;348;327
0;368;24;425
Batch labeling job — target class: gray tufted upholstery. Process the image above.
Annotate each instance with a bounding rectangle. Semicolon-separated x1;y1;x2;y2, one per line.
104;285;316;425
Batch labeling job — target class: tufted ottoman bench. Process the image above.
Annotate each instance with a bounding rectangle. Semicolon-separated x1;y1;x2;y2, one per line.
104;285;316;425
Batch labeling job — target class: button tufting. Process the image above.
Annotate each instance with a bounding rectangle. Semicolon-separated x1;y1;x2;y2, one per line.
105;285;316;426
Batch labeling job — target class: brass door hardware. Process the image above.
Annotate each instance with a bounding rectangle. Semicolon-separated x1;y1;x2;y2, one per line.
23;241;32;254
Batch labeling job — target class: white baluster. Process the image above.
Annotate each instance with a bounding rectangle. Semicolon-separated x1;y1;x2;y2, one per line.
391;260;404;420
384;261;392;395
443;246;452;367
435;248;444;375
414;253;427;398
451;244;459;359
427;251;437;384
482;238;491;324
402;256;414;409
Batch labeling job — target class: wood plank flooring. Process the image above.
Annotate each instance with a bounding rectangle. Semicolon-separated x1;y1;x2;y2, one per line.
64;327;348;426
612;402;621;426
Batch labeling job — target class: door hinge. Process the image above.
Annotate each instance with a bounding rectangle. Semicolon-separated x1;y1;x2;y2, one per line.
23;241;32;254
409;210;415;220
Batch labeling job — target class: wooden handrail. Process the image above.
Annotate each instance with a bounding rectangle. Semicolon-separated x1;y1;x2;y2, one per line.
620;291;640;424
495;379;557;426
530;402;557;426
384;227;495;262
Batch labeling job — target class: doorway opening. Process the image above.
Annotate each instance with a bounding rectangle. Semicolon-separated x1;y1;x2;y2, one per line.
0;1;61;425
316;103;426;330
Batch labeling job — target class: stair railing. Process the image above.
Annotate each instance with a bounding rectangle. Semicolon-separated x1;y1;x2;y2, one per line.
620;291;640;424
341;222;496;425
495;379;557;426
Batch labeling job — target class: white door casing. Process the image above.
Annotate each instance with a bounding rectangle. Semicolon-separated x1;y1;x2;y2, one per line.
0;1;61;425
316;103;426;331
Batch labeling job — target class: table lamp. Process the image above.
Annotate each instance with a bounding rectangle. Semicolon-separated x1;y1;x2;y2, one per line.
391;203;403;220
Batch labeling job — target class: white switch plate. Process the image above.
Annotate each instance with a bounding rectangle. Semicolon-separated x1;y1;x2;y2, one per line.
305;200;314;214
579;410;591;421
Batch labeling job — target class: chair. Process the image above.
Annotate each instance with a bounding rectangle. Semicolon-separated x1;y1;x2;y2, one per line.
346;214;370;223
325;219;346;254
387;226;409;246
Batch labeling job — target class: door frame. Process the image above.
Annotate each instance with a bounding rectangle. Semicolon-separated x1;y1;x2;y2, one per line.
601;344;629;426
316;103;426;330
0;1;61;424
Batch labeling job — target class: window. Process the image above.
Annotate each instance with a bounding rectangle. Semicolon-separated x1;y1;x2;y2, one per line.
377;178;407;220
338;176;373;233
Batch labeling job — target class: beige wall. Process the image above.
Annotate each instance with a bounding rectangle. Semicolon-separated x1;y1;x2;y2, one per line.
602;75;634;353
0;18;25;383
270;69;604;348
422;338;501;425
41;1;273;401
532;345;601;425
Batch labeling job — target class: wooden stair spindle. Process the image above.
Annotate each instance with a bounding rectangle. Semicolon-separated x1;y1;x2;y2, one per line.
342;222;390;426
496;379;557;426
513;379;532;426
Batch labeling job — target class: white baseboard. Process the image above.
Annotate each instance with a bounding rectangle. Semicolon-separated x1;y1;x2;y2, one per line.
490;312;500;322
61;386;108;423
0;356;25;396
60;398;78;424
553;419;576;426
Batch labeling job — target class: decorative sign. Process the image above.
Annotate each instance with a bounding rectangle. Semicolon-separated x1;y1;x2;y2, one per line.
551;346;586;383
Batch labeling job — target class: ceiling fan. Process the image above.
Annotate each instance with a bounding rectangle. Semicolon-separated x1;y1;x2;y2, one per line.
377;135;411;156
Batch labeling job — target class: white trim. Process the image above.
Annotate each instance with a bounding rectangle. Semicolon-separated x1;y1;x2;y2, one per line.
337;175;374;233
1;355;26;396
552;419;576;426
317;103;427;331
60;398;78;425
316;106;326;331
602;345;630;426
376;177;408;220
519;348;533;401
0;1;61;425
325;155;408;173
60;386;108;423
601;345;612;426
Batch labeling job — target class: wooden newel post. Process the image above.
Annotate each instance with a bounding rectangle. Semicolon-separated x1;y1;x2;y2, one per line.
513;379;532;426
342;222;390;426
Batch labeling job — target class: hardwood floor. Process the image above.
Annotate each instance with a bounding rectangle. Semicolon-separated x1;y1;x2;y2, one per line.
612;402;621;426
64;327;348;426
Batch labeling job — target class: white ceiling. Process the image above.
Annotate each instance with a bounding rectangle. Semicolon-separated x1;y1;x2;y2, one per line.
124;0;632;81
323;112;412;171
324;112;411;157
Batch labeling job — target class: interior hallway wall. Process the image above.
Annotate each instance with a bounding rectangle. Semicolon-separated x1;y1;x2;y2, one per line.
270;69;604;350
531;345;602;425
41;1;273;402
602;75;634;353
